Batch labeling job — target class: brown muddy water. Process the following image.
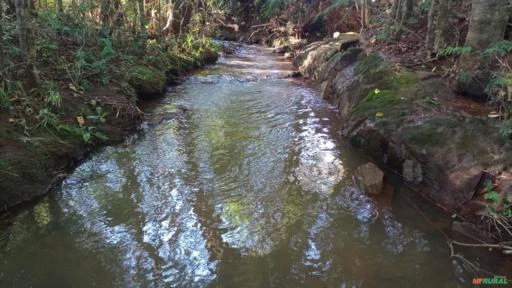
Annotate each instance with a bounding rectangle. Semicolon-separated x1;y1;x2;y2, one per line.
0;44;475;287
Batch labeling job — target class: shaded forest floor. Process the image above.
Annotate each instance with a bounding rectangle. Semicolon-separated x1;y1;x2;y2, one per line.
363;24;494;117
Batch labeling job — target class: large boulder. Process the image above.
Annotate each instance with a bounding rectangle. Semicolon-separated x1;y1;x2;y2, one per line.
354;162;384;195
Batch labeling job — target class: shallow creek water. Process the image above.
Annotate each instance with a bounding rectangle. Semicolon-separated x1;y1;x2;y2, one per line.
0;45;471;287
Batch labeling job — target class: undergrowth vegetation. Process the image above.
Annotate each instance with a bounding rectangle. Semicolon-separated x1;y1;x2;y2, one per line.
482;181;512;242
0;0;221;147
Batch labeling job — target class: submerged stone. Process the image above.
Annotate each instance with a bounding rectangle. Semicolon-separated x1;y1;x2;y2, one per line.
354;162;384;195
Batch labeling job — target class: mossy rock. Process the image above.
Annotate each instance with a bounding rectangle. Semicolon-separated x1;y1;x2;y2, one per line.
355;53;384;76
456;70;490;102
127;66;166;100
352;65;419;120
391;71;418;89
293;52;308;68
201;48;219;65
400;118;458;147
353;89;409;119
335;47;363;69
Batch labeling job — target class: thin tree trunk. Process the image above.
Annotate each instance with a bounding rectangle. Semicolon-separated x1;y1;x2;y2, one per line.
15;0;27;57
137;0;147;50
163;3;173;33
126;0;138;34
390;0;400;20
361;0;371;28
156;0;162;39
400;0;413;25
138;0;146;32
70;0;78;17
425;0;438;54
113;0;122;28
14;0;39;84
0;0;4;68
178;1;190;38
57;0;63;13
100;0;111;35
434;0;450;50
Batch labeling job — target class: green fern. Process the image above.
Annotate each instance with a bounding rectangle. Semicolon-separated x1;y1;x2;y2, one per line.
485;40;512;57
0;88;11;110
261;0;284;19
436;46;472;58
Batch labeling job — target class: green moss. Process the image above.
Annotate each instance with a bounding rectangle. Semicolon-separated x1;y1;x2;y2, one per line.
392;71;418;89
328;52;342;65
33;198;52;227
344;47;363;59
283;191;304;226
354;89;406;117
166;54;197;75
221;198;252;226
346;46;363;55
126;66;166;97
400;119;458;147
355;53;384;75
128;66;164;83
402;125;444;146
323;48;339;62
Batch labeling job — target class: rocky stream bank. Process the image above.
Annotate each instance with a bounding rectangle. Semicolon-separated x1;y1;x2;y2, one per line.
272;33;512;249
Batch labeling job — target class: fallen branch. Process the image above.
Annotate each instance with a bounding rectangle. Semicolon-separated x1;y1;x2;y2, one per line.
448;240;495;276
251;23;272;29
215;18;239;32
248;28;263;41
452;240;512;252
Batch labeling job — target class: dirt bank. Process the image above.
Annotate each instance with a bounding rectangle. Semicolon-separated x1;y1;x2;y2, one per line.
0;49;219;212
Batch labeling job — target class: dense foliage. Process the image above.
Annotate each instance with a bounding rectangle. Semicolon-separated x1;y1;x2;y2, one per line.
0;0;222;145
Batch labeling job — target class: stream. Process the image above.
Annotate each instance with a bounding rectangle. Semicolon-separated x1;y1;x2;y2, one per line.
0;44;469;287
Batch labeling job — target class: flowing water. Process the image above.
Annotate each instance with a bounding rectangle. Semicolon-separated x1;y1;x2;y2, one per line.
0;45;469;287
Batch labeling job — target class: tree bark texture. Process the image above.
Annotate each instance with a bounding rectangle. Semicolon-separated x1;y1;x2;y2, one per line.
14;0;39;84
465;0;509;51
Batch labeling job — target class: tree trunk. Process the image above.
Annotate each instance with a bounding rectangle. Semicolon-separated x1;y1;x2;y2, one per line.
425;0;438;54
100;0;112;36
465;0;509;51
163;3;173;33
138;0;146;33
14;0;39;84
126;0;138;34
56;0;63;13
400;0;413;25
137;0;147;51
0;0;4;68
390;0;401;21
361;0;371;28
457;0;510;102
434;0;451;50
70;0;78;17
